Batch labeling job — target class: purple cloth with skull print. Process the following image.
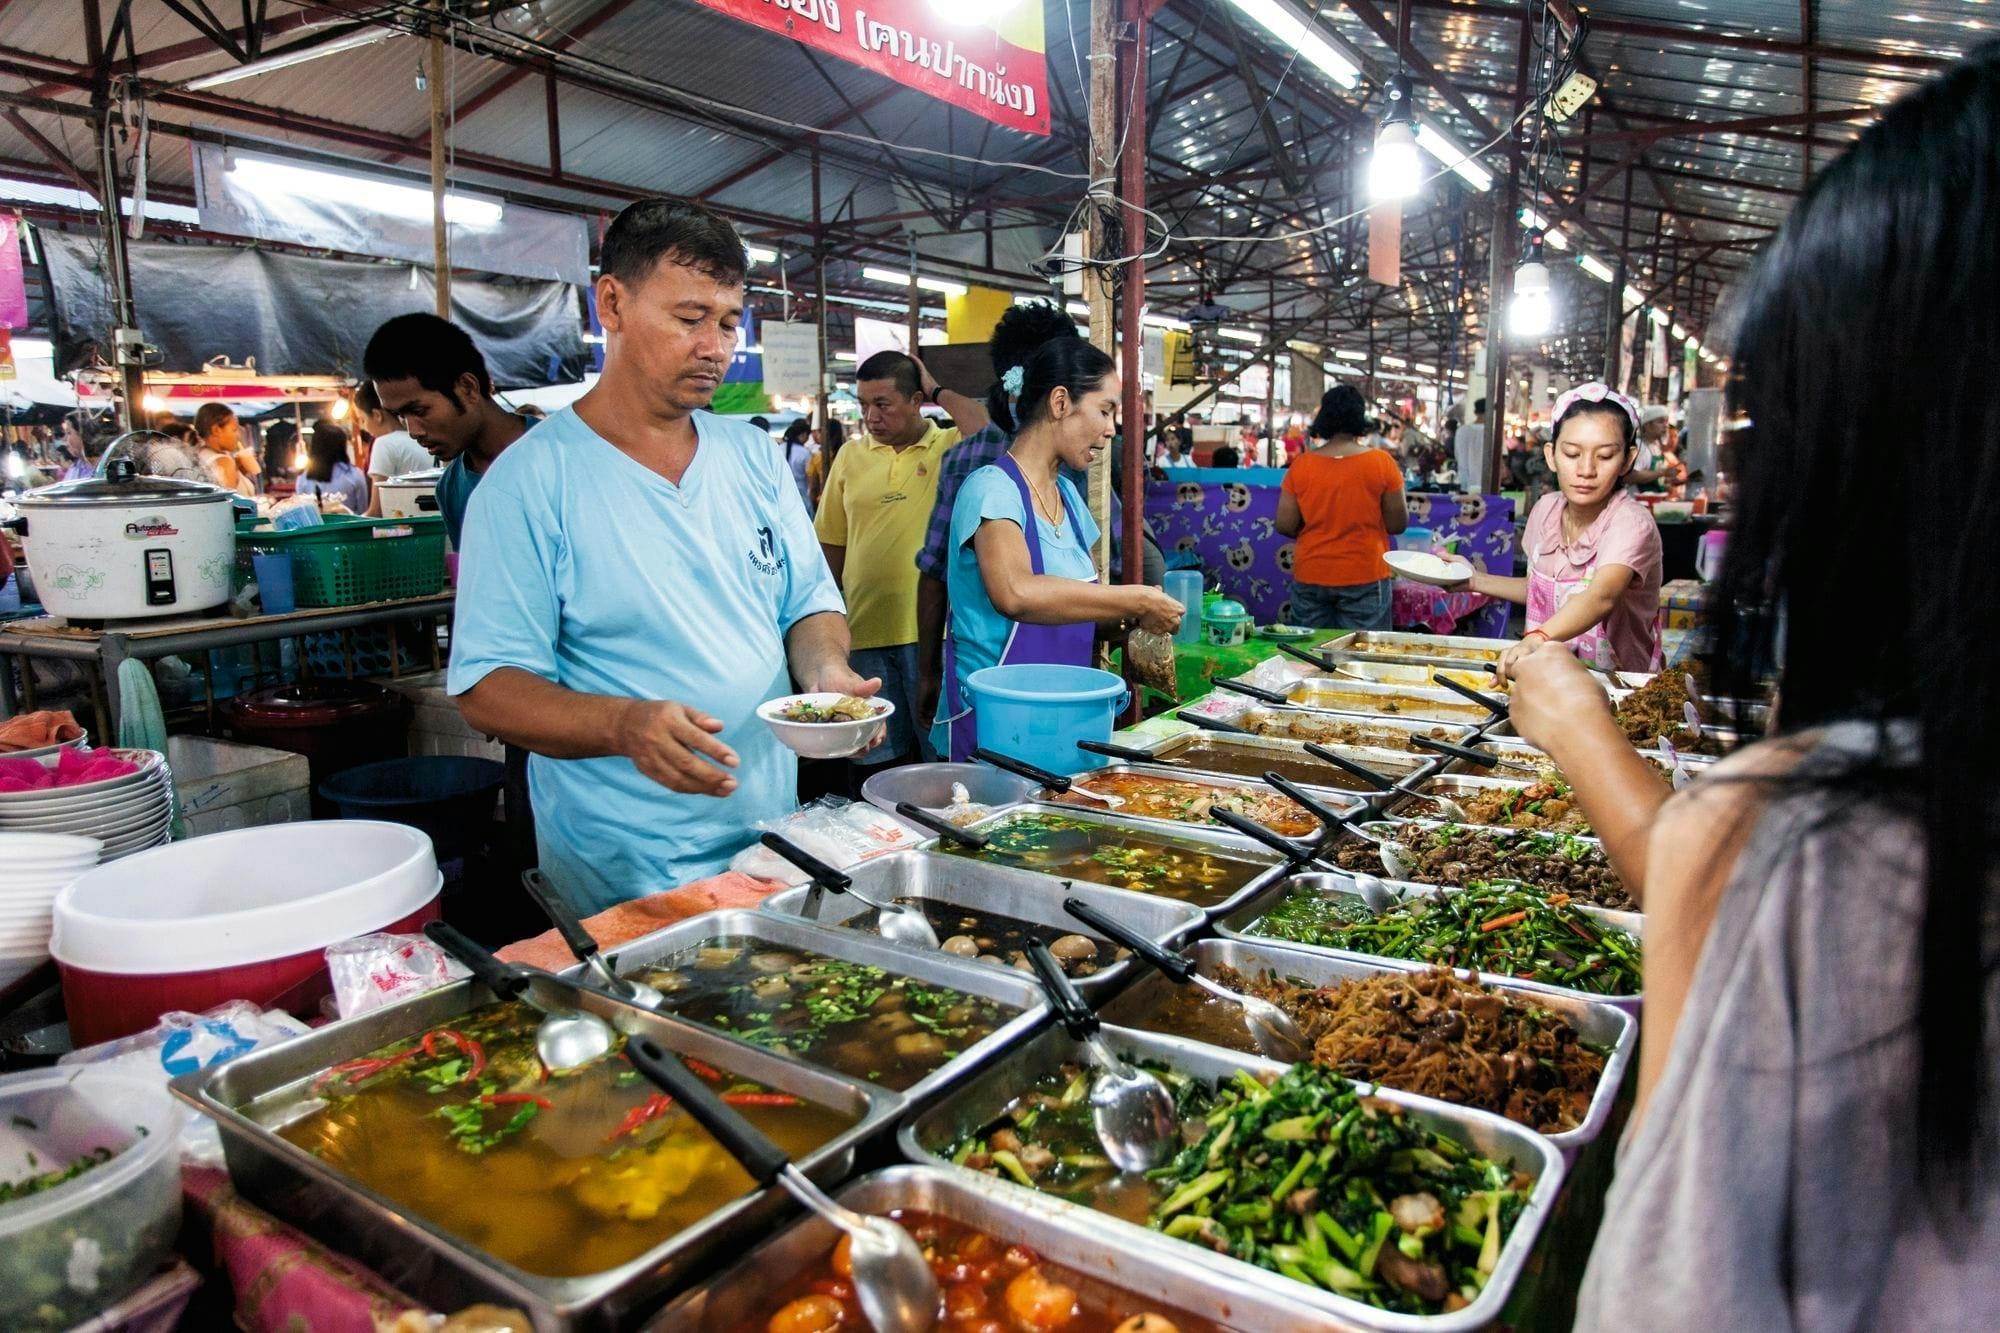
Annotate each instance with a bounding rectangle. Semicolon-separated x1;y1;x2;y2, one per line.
1147;470;1515;636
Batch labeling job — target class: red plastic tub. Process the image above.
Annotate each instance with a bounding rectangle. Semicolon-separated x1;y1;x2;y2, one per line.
51;821;441;1046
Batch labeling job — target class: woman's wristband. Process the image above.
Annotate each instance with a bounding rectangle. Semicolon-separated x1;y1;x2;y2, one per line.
1522;628;1550;645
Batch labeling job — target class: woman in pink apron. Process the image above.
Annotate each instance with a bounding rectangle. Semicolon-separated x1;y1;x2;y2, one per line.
1455;382;1664;684
931;338;1184;762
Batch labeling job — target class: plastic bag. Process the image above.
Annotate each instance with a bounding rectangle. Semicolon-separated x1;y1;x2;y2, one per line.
932;782;997;829
730;796;925;885
326;932;469;1019
60;1001;312;1163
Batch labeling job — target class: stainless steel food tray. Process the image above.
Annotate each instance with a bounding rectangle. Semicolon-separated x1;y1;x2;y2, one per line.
172;970;897;1331
645;1164;1363;1330
1308;818;1643;933
898;1024;1567;1333
1094;937;1636;1162
574;909;1048;1111
1320;629;1513;669
758;847;1205;998
1110;729;1437;788
932;800;1293;921
1216;870;1644;1016
1038;759;1375;841
1183;696;1486;753
1277;676;1507;726
1377;771;1594;832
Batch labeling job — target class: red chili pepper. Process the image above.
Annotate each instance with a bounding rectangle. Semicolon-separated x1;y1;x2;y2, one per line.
421;1028;487;1080
610;1092;676;1141
478;1093;552;1111
720;1092;801;1107
684;1057;724;1081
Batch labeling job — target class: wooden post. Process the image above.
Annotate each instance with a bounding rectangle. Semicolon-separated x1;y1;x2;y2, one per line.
1084;0;1116;581
428;3;450;319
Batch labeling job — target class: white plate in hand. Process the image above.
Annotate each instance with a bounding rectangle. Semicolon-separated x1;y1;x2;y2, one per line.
1385;550;1474;588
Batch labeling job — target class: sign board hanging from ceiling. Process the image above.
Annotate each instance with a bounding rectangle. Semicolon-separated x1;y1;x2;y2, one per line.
693;0;1049;136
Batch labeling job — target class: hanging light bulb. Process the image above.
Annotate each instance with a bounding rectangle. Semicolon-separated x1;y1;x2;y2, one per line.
1509;232;1554;339
1369;74;1422;202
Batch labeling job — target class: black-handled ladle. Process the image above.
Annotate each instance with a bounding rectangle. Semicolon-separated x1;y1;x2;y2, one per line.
759;833;940;950
1062;896;1309;1063
1022;938;1176;1174
1409;734;1541;775
1212;677;1293;706
424;921;615;1073
1271;638;1340;673
519;869;664;1009
625;1037;939;1332
1303;742;1470;824
973;747;1123;811
1075;738;1159;764
1262;770;1416;880
892;800;990;850
1431;671;1510;718
1175;709;1251;735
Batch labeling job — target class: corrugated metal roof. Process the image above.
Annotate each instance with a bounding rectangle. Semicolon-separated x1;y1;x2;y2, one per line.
0;0;1975;372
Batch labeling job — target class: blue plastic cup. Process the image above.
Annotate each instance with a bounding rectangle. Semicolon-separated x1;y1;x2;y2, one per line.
1164;569;1204;644
252;552;296;615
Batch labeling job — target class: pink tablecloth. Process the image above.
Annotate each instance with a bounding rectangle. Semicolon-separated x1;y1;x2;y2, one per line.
1392;579;1495;634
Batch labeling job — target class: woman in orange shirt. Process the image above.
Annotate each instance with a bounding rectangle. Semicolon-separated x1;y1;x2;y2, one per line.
1276;385;1408;629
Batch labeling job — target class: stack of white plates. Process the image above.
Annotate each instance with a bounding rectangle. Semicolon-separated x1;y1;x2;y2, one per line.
0;832;100;990
0;734;88;763
0;749;172;861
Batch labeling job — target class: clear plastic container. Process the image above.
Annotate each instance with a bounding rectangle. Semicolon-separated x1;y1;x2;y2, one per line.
860;763;1035;819
0;1070;186;1330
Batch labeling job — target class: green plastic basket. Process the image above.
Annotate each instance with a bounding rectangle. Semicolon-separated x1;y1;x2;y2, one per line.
239;515;448;608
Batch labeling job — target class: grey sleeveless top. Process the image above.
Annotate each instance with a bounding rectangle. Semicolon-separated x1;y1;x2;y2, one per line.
1575;724;2000;1331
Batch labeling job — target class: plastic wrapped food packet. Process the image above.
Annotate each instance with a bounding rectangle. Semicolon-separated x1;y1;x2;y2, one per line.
59;1001;313;1161
729;796;925;885
326;932;470;1019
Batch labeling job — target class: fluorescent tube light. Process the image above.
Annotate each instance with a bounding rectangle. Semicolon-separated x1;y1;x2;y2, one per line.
1216;327;1263;343
1224;0;1359;88
185;28;392;90
1577;253;1615;283
1415;121;1492;191
862;266;969;297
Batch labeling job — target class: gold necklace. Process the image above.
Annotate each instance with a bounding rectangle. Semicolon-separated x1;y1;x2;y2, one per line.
1014;454;1064;524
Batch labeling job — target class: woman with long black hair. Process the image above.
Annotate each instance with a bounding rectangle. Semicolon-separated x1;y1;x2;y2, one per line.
1507;46;2000;1329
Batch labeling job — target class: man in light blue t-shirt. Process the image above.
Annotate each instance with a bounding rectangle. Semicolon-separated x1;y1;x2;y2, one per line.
448;200;877;913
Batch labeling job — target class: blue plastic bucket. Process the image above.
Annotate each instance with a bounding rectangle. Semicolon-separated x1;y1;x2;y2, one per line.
967;664;1128;777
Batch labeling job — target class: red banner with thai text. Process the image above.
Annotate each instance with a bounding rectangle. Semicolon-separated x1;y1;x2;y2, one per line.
694;0;1049;137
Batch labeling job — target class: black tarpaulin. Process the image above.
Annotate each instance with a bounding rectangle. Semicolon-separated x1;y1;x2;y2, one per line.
39;231;587;389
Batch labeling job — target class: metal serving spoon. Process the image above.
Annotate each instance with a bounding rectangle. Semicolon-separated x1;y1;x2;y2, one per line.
625;1037;938;1333
424;921;615;1073
973;747;1125;809
1301;742;1471;824
759;833;941;951
1023;938;1176;1174
1063;895;1310;1063
1409;734;1543;776
519;869;665;1009
1255;770;1417;880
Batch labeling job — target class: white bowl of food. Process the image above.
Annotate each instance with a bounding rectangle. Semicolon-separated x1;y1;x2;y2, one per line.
757;693;894;760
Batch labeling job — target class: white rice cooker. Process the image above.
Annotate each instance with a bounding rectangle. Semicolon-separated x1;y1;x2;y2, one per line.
9;459;239;621
378;468;444;521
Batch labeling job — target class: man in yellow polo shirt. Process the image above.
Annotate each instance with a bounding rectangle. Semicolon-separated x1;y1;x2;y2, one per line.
816;350;981;766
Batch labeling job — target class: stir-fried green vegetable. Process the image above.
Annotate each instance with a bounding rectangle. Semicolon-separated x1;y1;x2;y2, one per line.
1249;882;1644;996
0;1145;117;1203
944;1062;1533;1316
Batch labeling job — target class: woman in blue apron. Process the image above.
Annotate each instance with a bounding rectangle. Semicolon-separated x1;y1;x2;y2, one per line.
932;338;1185;762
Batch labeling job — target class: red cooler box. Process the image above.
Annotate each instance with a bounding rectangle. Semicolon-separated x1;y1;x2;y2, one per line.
51;820;441;1045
